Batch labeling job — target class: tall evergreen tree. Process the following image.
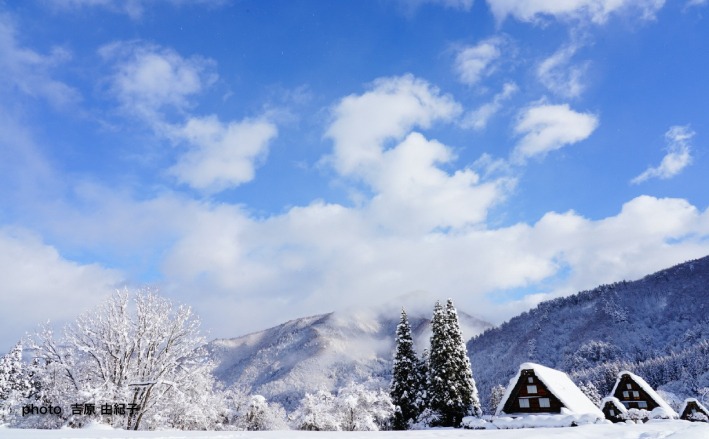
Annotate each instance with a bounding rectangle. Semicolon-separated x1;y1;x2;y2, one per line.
444;299;482;419
428;300;481;427
390;308;419;429
414;348;429;417
427;300;453;426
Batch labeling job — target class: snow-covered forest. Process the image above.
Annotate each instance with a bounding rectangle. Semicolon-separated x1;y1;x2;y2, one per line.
469;257;709;411
0;293;481;431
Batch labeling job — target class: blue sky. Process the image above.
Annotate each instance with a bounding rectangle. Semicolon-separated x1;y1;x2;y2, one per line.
2;0;709;351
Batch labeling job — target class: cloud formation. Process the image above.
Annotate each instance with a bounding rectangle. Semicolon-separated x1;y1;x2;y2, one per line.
537;43;588;99
102;42;277;192
0;13;78;107
101;42;216;119
404;0;475;12
512;103;599;162
486;0;666;24
0;227;123;345
168;116;278;192
631;125;694;184
463;82;518;130
454;37;504;86
2;78;708;351
325;74;461;177
50;0;228;20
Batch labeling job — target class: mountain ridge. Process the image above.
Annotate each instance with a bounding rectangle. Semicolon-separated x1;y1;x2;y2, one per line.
208;308;492;410
468;255;709;411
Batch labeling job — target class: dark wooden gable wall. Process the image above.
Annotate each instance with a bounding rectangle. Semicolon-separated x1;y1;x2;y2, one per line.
680;400;709;421
601;400;626;423
502;368;564;414
612;374;659;411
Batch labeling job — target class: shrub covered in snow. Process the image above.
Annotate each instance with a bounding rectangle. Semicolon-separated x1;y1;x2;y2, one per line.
291;383;393;431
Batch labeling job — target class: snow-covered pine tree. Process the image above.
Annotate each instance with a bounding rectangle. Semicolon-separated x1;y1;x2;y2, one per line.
427;300;453;426
390;308;419;429
414;348;429;417
0;342;30;425
444;299;482;419
428;300;481;427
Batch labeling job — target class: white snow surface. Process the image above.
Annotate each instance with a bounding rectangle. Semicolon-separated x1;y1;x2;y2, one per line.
463;413;603;429
1;421;708;438
611;371;678;417
496;362;604;418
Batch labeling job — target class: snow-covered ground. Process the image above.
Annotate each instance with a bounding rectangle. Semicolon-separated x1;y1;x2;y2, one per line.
1;421;708;439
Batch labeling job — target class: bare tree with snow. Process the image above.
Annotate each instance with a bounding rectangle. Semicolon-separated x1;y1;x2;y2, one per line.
25;290;222;430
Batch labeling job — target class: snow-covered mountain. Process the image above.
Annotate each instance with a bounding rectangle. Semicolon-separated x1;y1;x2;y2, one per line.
208;307;492;410
208;256;709;414
468;255;709;411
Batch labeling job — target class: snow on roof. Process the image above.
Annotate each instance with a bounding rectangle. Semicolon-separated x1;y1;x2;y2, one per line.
601;396;627;414
611;370;678;417
496;362;604;418
680;398;709;416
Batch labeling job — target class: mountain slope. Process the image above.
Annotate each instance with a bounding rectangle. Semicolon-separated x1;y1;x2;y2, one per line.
468;255;709;410
208;308;492;410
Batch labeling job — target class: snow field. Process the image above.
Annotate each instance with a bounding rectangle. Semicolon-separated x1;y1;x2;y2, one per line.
1;421;708;439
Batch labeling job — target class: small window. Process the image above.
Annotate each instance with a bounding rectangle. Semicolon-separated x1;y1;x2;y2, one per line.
632;391;639;398
626;384;632;389
528;377;534;383
609;409;616;416
519;398;530;408
527;385;538;394
623;391;629;398
638;401;647;409
539;398;550;408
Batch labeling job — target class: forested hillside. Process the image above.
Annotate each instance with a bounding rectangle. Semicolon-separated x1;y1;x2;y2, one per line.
468;256;709;412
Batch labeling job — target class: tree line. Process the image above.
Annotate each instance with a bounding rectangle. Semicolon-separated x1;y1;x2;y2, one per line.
0;291;481;430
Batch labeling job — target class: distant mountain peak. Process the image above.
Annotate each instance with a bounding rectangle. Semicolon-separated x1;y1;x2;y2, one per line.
208;306;492;411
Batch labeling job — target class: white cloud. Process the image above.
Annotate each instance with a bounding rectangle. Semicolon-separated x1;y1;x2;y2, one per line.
50;0;228;20
324;74;461;177
168;116;278;192
454;37;504;86
402;0;475;12
155;193;709;337
102;42;275;192
367;132;510;233
631;125;694;184
3;66;708;350
101;42;216;119
528;196;709;298
0;227;123;349
0;13;78;107
323;75;509;233
463;82;518;130
512;103;599;161
537;44;588;98
486;0;665;24
685;0;708;8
